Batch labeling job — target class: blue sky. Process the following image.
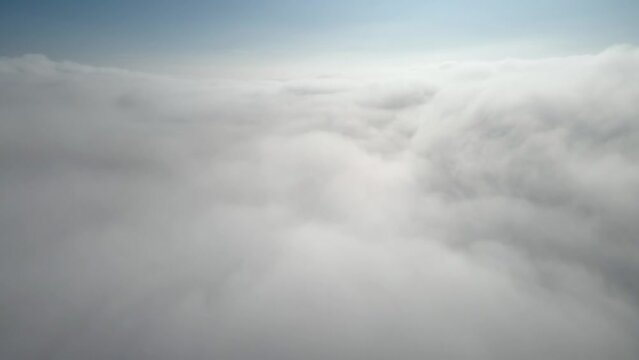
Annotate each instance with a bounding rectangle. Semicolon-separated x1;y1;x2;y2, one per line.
0;0;638;66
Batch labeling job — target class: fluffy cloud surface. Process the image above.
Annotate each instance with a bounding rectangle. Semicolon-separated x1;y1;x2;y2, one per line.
1;47;639;360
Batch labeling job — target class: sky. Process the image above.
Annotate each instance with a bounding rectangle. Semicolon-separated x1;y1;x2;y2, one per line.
1;2;639;360
1;0;638;68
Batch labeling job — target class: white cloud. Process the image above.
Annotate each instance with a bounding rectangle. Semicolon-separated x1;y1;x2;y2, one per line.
1;47;639;360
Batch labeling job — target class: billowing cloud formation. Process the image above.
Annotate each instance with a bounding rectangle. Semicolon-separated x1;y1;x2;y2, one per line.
1;47;639;360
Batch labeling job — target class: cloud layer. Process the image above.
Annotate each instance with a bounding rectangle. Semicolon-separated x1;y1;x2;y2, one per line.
1;47;639;360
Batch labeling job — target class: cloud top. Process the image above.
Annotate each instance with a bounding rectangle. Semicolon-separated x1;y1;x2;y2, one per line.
1;47;639;360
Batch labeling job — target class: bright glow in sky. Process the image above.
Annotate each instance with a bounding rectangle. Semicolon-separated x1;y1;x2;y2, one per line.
1;0;638;68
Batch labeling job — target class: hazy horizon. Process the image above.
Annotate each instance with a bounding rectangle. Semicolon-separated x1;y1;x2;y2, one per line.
2;0;638;69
